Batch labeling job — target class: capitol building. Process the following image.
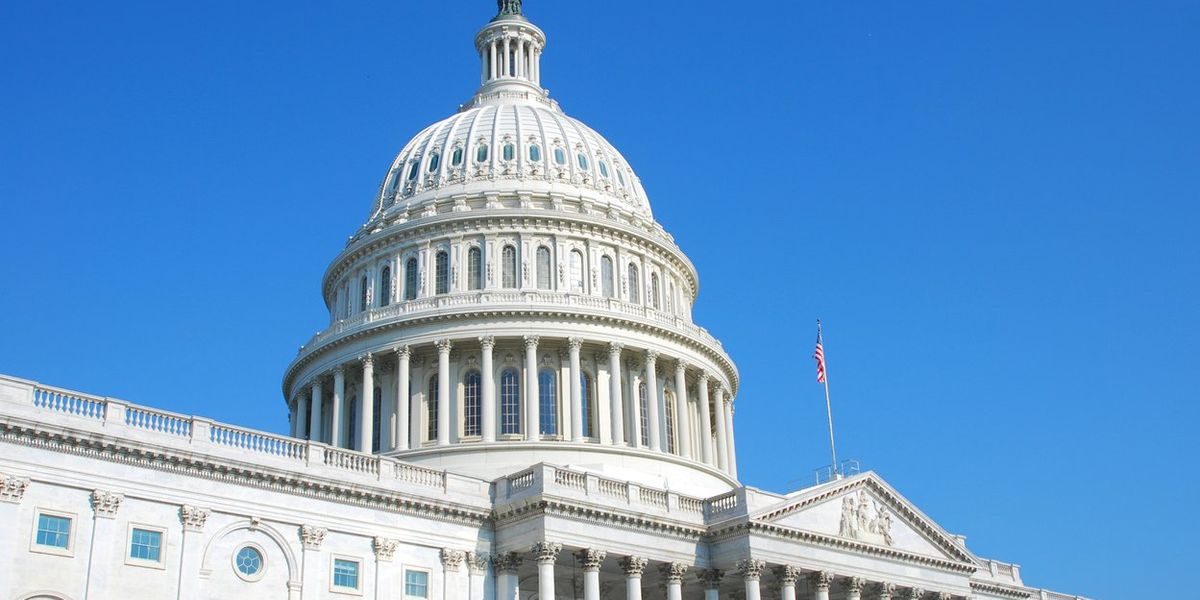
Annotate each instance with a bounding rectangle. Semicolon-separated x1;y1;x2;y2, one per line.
0;3;1087;600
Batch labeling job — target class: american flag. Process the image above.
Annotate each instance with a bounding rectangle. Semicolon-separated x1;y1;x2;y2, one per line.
813;330;827;384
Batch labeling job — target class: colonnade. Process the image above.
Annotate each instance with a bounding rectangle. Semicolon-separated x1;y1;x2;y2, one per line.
480;31;542;86
465;544;966;600
289;336;739;477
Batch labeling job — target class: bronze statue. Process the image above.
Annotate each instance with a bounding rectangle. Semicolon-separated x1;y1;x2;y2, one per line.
497;0;522;17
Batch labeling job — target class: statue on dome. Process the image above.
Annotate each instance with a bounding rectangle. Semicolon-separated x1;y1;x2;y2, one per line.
497;0;522;17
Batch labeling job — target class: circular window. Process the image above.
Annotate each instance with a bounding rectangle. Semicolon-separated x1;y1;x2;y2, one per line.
233;545;266;582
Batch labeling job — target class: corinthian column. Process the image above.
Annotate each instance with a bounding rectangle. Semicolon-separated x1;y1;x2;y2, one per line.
569;337;584;442
844;578;867;600
808;571;833;600
524;335;540;440
619;556;648;600
696;569;724;600
441;549;466;600
309;378;324;443
332;366;345;448
874;583;897;600
674;361;691;458
661;562;689;600
436;339;452;445
713;385;728;472
575;549;606;600
533;542;562;600
725;392;739;477
480;336;497;442
609;343;625;446
697;372;713;465
395;346;411;450
774;566;799;600
737;559;765;600
360;354;375;452
492;552;522;600
645;350;661;451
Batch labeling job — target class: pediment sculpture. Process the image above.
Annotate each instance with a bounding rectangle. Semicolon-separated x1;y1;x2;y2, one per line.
838;489;894;546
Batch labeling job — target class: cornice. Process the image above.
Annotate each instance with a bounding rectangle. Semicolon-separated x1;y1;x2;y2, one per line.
0;417;491;528
739;521;978;575
969;581;1033;599
493;497;707;540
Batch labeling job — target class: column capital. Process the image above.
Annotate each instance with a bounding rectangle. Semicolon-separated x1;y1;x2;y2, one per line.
90;489;123;518
608;341;624;356
574;548;606;571
373;537;399;562
395;344;412;358
645;349;660;365
874;582;897;600
619;555;648;577
466;552;490;575
808;571;833;590
333;365;346;376
697;370;711;384
491;551;523;574
675;360;689;375
659;562;689;583
532;541;562;564
524;334;540;349
299;524;327;550
179;505;211;532
441;548;466;571
904;588;925;600
772;565;800;585
436;339;453;354
844;577;867;594
0;473;30;504
568;337;584;351
736;559;766;581
934;593;953;600
479;336;496;350
360;353;374;367
309;377;323;390
695;568;724;589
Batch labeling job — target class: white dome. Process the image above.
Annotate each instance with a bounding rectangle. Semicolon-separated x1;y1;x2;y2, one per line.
371;102;652;221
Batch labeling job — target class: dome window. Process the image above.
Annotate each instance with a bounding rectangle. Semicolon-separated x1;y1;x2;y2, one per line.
503;143;515;161
617;169;627;187
554;148;566;165
529;144;542;162
577;154;590;171
451;147;464;167
428;152;441;172
598;160;609;178
407;161;420;181
476;144;489;163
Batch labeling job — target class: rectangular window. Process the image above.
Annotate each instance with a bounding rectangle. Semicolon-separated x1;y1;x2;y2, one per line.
405;569;430;598
129;528;163;562
35;513;71;549
333;558;360;590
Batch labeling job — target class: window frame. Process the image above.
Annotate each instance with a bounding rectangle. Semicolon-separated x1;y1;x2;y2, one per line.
125;523;167;569
426;375;439;444
404;566;432;599
538;368;558;437
535;246;552;290
600;255;615;298
463;370;482;438
435;250;450;295
467;246;483;291
329;554;364;595
232;542;268;583
405;257;419;301
500;368;522;436
30;508;76;557
380;265;392;307
501;245;518;289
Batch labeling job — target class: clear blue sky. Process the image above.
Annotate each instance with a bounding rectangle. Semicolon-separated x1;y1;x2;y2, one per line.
2;1;1196;597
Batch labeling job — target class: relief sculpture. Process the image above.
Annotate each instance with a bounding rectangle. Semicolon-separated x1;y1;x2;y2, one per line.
838;490;894;546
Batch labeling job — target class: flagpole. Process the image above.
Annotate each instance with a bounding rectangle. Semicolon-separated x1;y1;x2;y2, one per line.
818;319;840;477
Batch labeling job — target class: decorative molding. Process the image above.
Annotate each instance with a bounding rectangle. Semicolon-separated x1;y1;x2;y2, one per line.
90;489;123;518
574;548;606;570
441;548;466;571
374;537;400;561
773;565;800;585
179;505;210;532
695;568;724;589
531;541;562;564
618;555;648;577
659;562;688;583
300;524;327;550
968;582;1031;599
0;473;30;503
737;559;766;581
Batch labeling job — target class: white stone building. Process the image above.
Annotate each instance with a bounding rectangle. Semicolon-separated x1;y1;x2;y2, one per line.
0;3;1087;600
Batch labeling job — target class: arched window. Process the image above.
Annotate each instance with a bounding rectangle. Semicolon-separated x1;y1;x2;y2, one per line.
580;373;594;438
467;247;482;291
360;275;369;312
463;371;481;437
405;258;419;300
554;147;567;165
569;250;584;293
667;281;676;314
539;369;557;436
529;145;542;162
536;246;552;290
427;376;438;442
428;152;441;172
599;160;610;179
451;147;464;167
500;369;521;435
476;143;489;163
650;273;660;309
627;263;640;304
577;153;590;171
617;168;627;187
435;251;449;295
665;390;677;454
380;266;392;307
407;161;420;181
347;393;358;450
502;245;517;289
600;256;615;298
503;143;515;161
372;387;382;453
638;382;649;447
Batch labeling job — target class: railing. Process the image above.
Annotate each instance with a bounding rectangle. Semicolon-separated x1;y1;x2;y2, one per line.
394;462;445;489
210;423;306;460
597;478;628;499
324;447;379;476
126;405;192;437
509;469;535;491
501;466;719;523
32;386;106;420
708;491;739;516
640;488;668;509
678;495;705;514
553;468;586;490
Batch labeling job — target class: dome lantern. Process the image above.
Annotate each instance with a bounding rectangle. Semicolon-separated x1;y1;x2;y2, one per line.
474;0;546;100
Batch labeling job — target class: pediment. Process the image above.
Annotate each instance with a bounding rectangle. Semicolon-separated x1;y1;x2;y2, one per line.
751;472;974;565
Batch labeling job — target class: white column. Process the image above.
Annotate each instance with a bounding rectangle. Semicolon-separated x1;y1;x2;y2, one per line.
774;566;799;600
809;572;833;600
517;39;526;78
661;562;688;600
576;549;606;600
533;542;561;600
178;506;211;600
85;490;123;598
488;40;497;80
697;568;724;600
309;379;324;443
441;549;466;600
360;354;375;452
697;372;713;465
467;553;488;600
846;577;867;600
0;475;29;595
619;556;648;600
713;386;729;472
569;337;584;442
299;526;327;600
645;350;661;451
607;343;625;446
331;366;345;448
503;37;511;77
674;361;691;459
295;393;309;439
480;336;497;442
725;392;739;478
437;339;452;446
738;559;765;600
374;538;400;599
395;347;411;450
493;552;522;600
524;335;540;440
